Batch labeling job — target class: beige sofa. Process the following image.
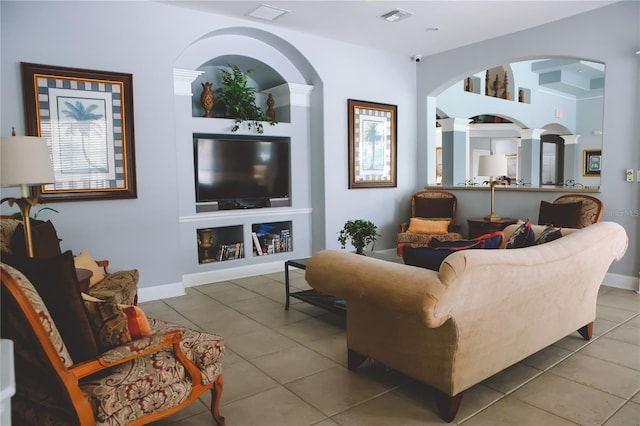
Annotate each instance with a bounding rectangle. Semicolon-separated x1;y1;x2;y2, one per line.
305;221;628;422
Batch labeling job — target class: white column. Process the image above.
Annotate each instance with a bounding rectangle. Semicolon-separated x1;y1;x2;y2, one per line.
519;128;545;186
438;118;471;185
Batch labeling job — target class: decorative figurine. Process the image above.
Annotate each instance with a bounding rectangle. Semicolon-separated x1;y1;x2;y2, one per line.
266;93;276;121
200;82;215;118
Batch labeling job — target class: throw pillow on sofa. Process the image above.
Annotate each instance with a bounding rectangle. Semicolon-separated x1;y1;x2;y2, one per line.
505;219;535;249
406;218;450;234
535;225;563;245
403;231;504;271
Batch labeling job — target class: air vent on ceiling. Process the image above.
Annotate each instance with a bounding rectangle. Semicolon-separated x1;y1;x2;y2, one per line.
247;4;290;21
380;9;414;23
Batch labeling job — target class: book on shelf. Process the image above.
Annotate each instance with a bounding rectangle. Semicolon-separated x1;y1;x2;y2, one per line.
252;232;263;256
216;242;244;261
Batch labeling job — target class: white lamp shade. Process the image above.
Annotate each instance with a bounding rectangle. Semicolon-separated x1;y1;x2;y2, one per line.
477;154;508;177
1;136;55;187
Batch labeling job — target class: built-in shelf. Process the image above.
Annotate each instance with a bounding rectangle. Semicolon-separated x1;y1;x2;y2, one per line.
251;221;292;256
197;225;244;264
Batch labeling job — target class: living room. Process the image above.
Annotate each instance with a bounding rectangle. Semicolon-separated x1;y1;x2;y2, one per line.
1;1;639;425
1;1;638;296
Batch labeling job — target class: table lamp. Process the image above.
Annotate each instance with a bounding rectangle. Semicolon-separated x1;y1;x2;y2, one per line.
1;129;56;257
477;154;507;222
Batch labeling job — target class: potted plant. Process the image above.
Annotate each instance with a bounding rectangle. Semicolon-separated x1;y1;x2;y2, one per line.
338;219;380;255
213;65;277;133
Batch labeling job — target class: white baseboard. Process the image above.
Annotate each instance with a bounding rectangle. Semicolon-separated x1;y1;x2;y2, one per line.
137;282;185;303
182;260;285;288
604;272;640;293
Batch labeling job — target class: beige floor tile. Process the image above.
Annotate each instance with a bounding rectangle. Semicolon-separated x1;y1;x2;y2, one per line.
483;363;542;394
603;401;640;426
461;395;576;426
332;390;443;425
149;399;208;424
290;301;333;317
197;283;259;303
552;335;590;352
520;344;573;370
605;323;640;346
187;307;268;337
224;328;301;359
580;336;640;370
597;304;639;324
221;386;325;426
597;292;640;312
594;318;623;336
229;274;281;288
285;365;397;416
310;419;340;426
628;314;640;328
247;304;310;326
633;391;640;404
512;373;624;425
550;352;640;398
276;316;344;344
224;294;282;315
303;333;349;367
163;290;224;312
219;359;280;405
251;345;337;384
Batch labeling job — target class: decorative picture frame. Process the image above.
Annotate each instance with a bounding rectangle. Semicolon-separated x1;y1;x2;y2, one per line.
348;99;397;188
583;149;602;176
21;62;137;201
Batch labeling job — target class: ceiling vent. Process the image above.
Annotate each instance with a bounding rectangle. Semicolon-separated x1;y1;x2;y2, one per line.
380;9;414;23
247;4;290;21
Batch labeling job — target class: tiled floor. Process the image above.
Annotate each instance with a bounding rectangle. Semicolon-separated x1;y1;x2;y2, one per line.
142;268;640;426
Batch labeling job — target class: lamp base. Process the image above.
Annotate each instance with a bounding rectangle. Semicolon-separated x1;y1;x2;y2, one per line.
484;213;502;222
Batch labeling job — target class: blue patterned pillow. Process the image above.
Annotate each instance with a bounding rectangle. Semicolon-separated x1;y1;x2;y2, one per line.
535;225;563;245
505;219;535;249
430;231;504;250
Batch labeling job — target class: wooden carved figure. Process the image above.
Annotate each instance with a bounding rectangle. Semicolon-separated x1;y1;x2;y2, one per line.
201;82;215;118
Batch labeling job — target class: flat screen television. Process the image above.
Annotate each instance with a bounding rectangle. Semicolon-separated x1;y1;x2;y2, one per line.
194;134;290;210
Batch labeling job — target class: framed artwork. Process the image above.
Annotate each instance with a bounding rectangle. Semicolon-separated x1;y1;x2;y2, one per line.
583;149;601;176
348;99;397;188
21;62;137;201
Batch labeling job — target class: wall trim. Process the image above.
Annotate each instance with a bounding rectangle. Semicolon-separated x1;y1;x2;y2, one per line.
604;272;640;292
137;281;185;303
183;260;285;288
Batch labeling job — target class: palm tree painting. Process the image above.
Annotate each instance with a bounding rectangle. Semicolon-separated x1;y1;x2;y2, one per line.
363;119;384;171
59;99;108;174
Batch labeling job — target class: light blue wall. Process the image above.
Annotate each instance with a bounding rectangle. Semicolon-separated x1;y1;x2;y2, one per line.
417;1;639;279
0;1;417;290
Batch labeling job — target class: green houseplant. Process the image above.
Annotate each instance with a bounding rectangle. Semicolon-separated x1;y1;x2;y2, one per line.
338;219;380;255
214;65;277;133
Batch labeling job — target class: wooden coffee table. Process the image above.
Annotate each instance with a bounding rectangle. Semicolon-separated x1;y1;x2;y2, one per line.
284;251;402;313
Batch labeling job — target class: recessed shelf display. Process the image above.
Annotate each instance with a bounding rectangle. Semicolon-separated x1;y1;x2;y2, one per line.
197;225;244;264
251;221;292;256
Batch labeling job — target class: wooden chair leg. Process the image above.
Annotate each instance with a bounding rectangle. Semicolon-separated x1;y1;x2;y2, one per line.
210;375;225;426
347;349;367;370
434;389;463;423
577;322;594;340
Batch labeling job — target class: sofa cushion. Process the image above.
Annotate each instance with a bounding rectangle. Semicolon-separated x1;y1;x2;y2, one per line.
535;225;563;245
10;251;99;363
407;218;450;234
505;219;535;249
10;220;62;259
73;251;105;286
414;197;454;219
82;294;151;351
538;200;582;228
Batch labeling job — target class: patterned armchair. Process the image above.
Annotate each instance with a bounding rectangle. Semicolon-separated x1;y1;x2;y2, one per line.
1;263;225;425
0;216;138;305
397;190;463;256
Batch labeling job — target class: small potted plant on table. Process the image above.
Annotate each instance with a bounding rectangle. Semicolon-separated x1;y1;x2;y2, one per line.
338;219;379;255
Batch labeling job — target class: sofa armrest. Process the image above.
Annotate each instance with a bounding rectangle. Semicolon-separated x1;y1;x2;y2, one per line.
305;250;450;327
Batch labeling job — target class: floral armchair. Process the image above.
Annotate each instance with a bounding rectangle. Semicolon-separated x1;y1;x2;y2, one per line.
397;190;463;256
0;216;138;305
1;262;225;425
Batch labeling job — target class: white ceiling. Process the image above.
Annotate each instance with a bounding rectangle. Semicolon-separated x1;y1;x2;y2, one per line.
161;0;616;58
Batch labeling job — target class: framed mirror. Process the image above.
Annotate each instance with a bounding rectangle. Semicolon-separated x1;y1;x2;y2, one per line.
432;58;604;192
